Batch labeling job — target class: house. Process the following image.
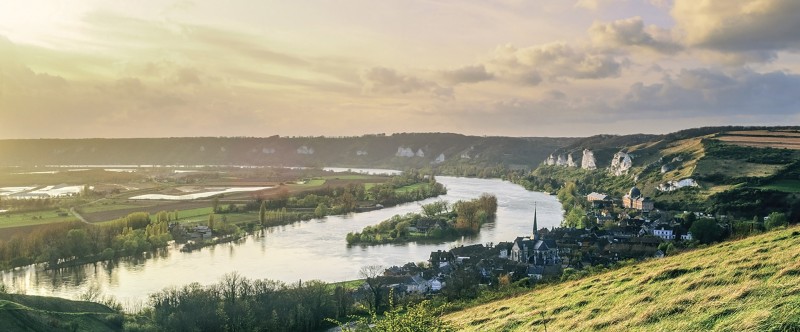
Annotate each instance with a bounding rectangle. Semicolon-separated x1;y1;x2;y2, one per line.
652;225;675;240
681;232;693;241
404;275;430;294
429;250;455;268
587;192;612;208
622;187;654;212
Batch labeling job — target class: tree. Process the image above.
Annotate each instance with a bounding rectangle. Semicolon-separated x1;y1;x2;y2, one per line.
212;197;220;213
422;201;449;218
259;201;267;226
689;218;723;244
314;203;328;218
359;265;386;313
208;214;216;230
765;212;789;230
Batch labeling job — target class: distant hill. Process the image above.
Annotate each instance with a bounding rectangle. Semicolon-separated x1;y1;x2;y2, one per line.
0;294;122;331
0;134;578;170
444;226;800;331
533;126;800;216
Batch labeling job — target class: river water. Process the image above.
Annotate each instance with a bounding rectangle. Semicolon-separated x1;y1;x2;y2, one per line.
0;175;561;305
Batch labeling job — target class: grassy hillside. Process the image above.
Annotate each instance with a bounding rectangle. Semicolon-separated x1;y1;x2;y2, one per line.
444;227;800;331
0;294;122;331
530;126;800;216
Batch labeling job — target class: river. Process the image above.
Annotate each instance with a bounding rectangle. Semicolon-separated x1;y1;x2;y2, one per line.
0;175;561;305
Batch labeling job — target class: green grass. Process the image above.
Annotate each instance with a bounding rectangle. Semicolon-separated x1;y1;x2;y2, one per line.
395;183;426;193
695;158;785;179
329;279;365;291
0;210;77;229
759;179;800;193
0;294;123;331
288;178;327;188
322;174;374;180
445;226;800;331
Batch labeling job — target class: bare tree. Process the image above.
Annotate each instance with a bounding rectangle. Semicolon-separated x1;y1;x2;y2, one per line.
358;265;386;313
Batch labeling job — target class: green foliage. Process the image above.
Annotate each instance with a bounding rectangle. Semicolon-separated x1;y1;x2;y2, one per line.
689;218;724;244
703;139;797;164
338;298;453;332
765;212;789;230
347;195;497;245
149;273;352;332
0;211;172;269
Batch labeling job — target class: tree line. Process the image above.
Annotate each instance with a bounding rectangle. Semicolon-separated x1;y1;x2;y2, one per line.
0;211;174;270
346;194;497;245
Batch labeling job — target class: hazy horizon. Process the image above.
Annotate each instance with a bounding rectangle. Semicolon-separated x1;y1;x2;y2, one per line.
2;0;799;139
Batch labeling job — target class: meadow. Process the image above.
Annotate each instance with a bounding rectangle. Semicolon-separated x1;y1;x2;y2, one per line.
444;226;800;331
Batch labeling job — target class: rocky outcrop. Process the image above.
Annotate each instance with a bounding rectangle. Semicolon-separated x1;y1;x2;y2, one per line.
581;149;597;170
609;151;632;176
297;146;315;155
567;154;577;167
556;155;567;166
545;154;556;166
658;178;698;191
433;153;446;164
416;149;425;158
396;147;415;157
356;150;368;156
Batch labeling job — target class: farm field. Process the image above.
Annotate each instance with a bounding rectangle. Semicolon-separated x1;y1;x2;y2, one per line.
717;131;800;150
694;158;786;179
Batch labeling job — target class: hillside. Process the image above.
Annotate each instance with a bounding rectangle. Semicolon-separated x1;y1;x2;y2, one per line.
444;227;800;331
532;126;800;216
0;134;577;170
0;294;122;331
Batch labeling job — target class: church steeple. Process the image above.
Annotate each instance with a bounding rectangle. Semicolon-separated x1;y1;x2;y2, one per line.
533;202;539;240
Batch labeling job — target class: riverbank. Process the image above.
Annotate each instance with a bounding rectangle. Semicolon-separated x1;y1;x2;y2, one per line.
0;176;561;303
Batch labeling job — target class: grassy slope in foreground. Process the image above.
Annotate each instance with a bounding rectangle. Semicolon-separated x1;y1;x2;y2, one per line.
445;227;800;331
0;294;122;332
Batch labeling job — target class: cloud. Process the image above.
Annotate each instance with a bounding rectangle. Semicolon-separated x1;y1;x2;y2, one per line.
488;43;624;83
574;0;627;10
441;65;494;84
361;67;452;98
672;0;800;52
590;17;681;54
620;68;800;115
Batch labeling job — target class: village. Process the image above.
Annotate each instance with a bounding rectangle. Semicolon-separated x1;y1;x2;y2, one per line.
366;185;703;298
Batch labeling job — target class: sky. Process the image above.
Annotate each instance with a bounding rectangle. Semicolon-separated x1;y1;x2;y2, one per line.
1;0;799;138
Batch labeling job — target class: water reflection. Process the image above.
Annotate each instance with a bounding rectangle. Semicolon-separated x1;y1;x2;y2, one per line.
1;176;562;303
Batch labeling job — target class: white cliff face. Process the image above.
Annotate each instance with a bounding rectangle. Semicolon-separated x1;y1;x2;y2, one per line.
567;154;577;167
658;178;699;191
660;164;672;173
609;151;633;176
556;154;567;166
396;147;415;157
433;153;445;164
545;154;556;166
297;146;315;155
416;149;425;157
581;149;597;170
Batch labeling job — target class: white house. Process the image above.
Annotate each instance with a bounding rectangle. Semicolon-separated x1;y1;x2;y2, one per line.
652;225;675;240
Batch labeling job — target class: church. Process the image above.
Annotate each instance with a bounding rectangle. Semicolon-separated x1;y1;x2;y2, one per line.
510;203;561;266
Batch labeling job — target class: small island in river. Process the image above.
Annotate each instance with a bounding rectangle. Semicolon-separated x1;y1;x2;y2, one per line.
346;194;497;245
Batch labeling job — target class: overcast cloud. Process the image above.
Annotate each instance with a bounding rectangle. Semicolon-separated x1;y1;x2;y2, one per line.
0;0;798;138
